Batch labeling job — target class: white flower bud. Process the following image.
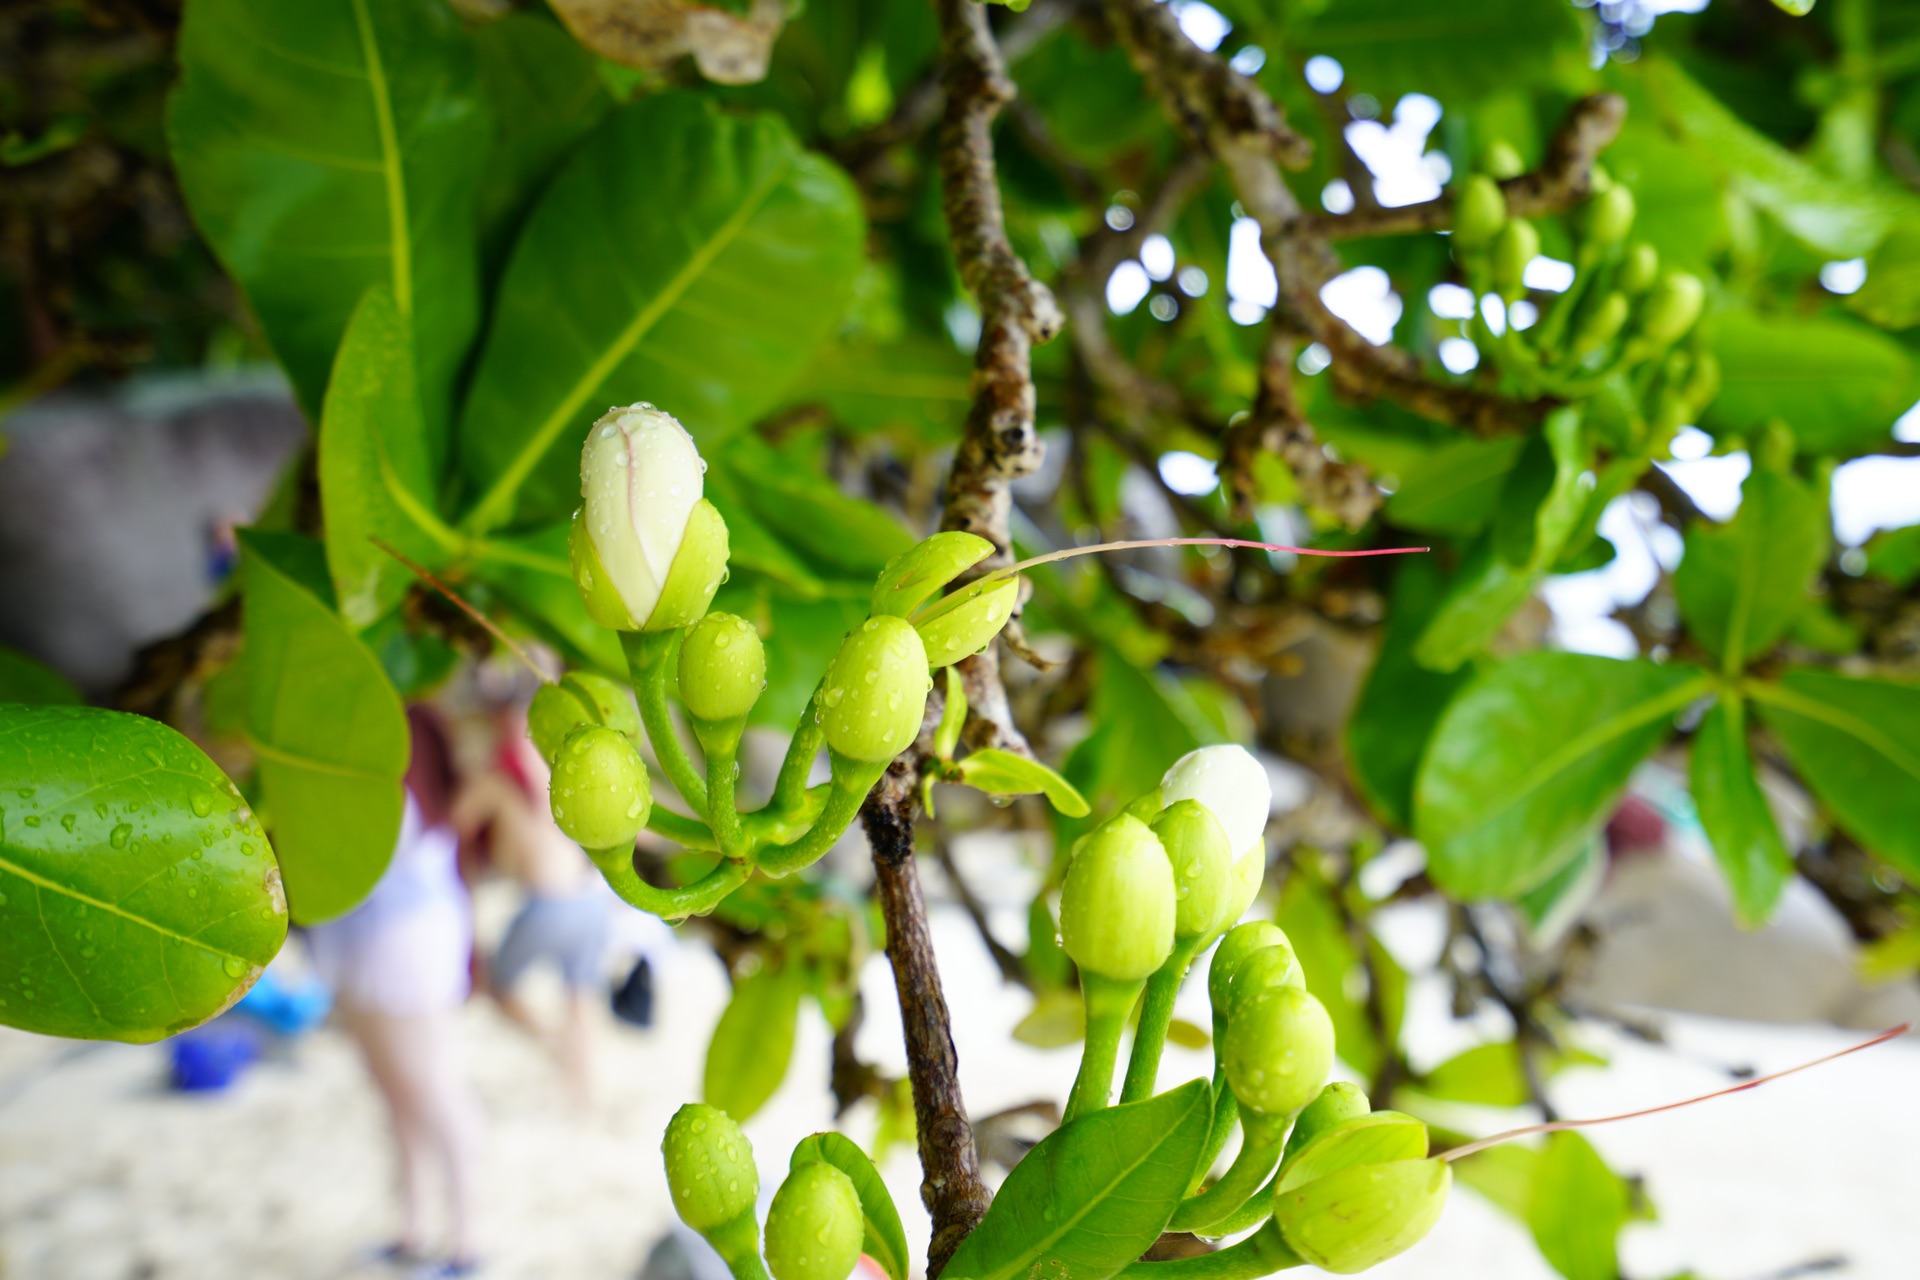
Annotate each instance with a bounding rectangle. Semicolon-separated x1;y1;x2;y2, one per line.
1160;744;1271;858
579;404;708;629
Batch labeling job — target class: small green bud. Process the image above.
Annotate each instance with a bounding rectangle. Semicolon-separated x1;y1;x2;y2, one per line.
1683;349;1721;410
1618;241;1659;295
678;613;766;723
1225;942;1305;1023
1223;984;1335;1117
917;575;1020;669
1450;175;1507;250
820;616;932;763
530;672;641;762
1480;140;1526;181
1580;184;1636;248
1150;800;1236;940
1568;291;1631;360
1282;1082;1372;1166
1273;1158;1451;1274
872;531;994;616
1491;218;1540;299
661;1103;758;1232
765;1162;864;1280
1060;814;1176;981
549;725;652;850
1636;272;1706;347
1209;920;1287;1016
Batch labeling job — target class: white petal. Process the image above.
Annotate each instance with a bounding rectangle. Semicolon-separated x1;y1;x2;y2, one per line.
1161;744;1271;855
581;405;704;624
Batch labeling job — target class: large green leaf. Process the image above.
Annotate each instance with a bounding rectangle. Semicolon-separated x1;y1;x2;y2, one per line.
788;1133;910;1280
1527;1133;1629;1280
1347;559;1473;830
473;526;627;679
1383;436;1526;537
703;961;802;1121
1705;312;1915;456
1673;469;1828;673
1288;0;1584;104
714;435;914;577
240;532;407;924
169;0;487;425
1640;56;1916;259
1751;670;1920;881
1690;695;1793;928
1850;223;1920;330
457;93;866;530
319;285;449;628
0;647;80;706
1415;653;1709;898
942;1079;1212;1280
0;705;287;1042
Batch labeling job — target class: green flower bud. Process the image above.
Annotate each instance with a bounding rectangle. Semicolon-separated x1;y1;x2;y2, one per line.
1450;175;1507;250
1160;745;1270;856
916;575;1020;669
1491;218;1540;299
650;498;731;631
1636;272;1706;347
1282;1081;1372;1166
529;672;640;763
1150;800;1236;940
1568;291;1631;361
1060;814;1176;981
576;404;716;631
1273;1158;1451;1274
1480;140;1526;181
678;612;766;724
1278;1111;1429;1193
821;616;932;763
1122;788;1164;823
1225;942;1305;1023
1209;920;1288;1016
1618;242;1659;295
1222;984;1335;1116
765;1162;864;1280
1223;843;1266;927
661;1103;758;1232
549;725;652;850
1683;348;1721;410
872;531;994;617
1580;184;1636;248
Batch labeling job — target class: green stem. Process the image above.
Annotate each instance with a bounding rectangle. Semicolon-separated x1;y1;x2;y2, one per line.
772;682;826;812
623;629;708;817
1170;1111;1286;1234
647;804;716;850
1190;1036;1240;1195
692;715;747;858
755;756;884;877
1065;972;1143;1123
705;1212;773;1280
1116;1224;1300;1280
587;845;747;921
1209;1167;1286;1238
1121;935;1204;1105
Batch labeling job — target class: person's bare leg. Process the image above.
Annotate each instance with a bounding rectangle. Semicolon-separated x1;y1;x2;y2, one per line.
341;1005;433;1255
557;989;596;1110
395;1006;484;1266
490;982;553;1049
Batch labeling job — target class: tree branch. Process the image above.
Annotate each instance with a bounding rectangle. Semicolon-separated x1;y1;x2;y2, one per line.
1221;324;1382;529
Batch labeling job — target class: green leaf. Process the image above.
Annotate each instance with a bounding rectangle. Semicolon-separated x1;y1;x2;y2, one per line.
319;285;449;628
473;525;627;678
953;748;1090;817
1851;223;1920;330
785;335;973;440
1673;468;1828;673
0;705;287;1042
1641;56;1916;259
239;531;407;924
1704;312;1915;456
0;647;80;706
457;93;866;530
942;1079;1212;1280
714;435;914;577
169;0;487;425
1453;1144;1540;1222
1751;670;1920;881
788;1133;910;1280
1288;0;1584;104
1415;653;1709;898
1690;695;1793;927
1527;1133;1628;1280
703;961;802;1122
1348;559;1474;830
1417;1039;1605;1109
1382;436;1526;537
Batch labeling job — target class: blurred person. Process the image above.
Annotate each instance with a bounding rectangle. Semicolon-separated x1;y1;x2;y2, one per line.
455;700;612;1108
307;705;483;1278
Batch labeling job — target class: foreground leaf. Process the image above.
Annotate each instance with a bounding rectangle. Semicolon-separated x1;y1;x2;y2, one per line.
954;749;1090;817
240;532;407;924
1674;469;1828;673
1690;695;1793;926
1348;559;1473;830
942;1079;1212;1280
458;92;865;529
1751;670;1920;880
1415;653;1709;898
0;705;286;1041
703;961;801;1121
789;1133;910;1280
169;0;487;422
1527;1133;1628;1280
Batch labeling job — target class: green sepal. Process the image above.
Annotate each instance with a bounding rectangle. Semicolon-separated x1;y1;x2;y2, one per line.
871;531;994;617
529;671;640;762
570;509;639;630
953;747;1091;817
1208;920;1289;1017
1275;1111;1429;1193
916;576;1020;668
1273;1158;1451;1275
1150;800;1236;940
1224;942;1305;1022
646;498;730;632
1280;1082;1372;1168
932;665;966;762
